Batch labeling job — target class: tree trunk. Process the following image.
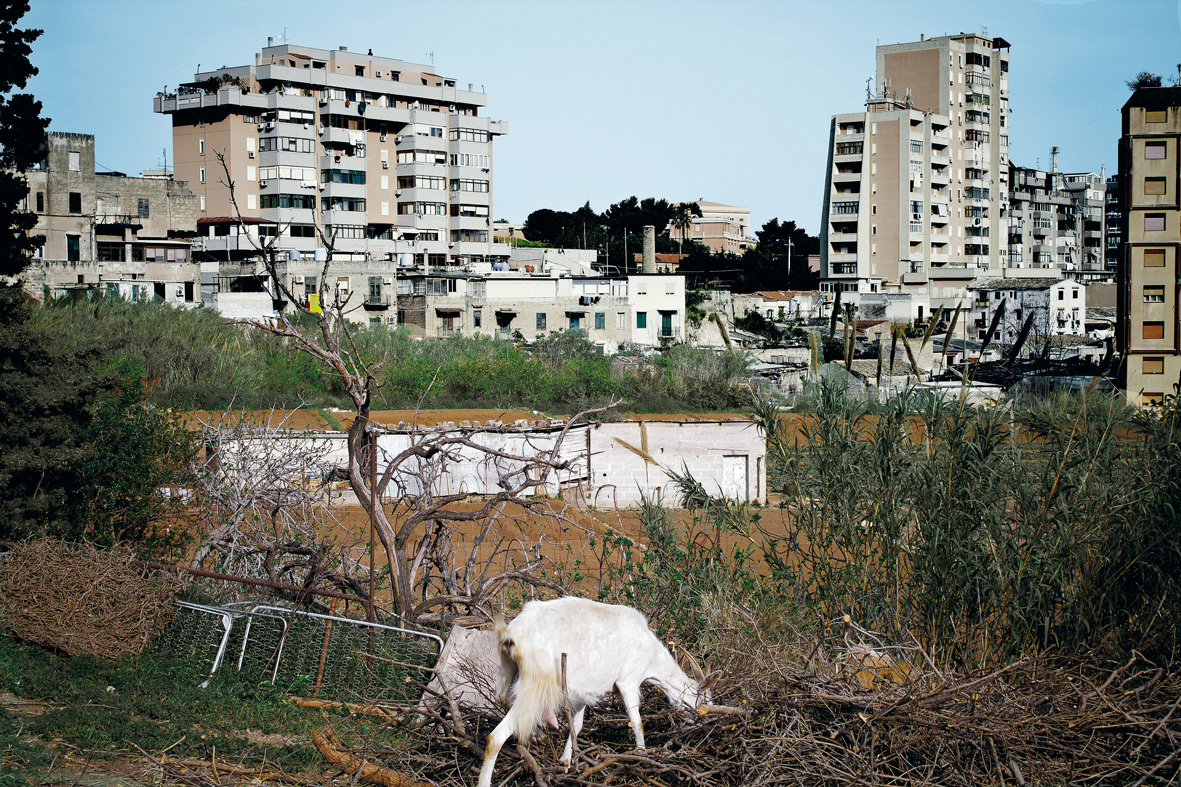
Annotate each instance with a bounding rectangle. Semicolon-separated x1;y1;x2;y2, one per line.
346;397;414;619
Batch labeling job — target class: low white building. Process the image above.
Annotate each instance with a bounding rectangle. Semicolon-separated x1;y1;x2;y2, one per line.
968;278;1086;346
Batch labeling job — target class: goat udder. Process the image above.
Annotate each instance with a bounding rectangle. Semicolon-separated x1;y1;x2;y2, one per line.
546;711;560;729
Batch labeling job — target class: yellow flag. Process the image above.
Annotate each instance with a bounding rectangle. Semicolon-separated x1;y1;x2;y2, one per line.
309;293;322;314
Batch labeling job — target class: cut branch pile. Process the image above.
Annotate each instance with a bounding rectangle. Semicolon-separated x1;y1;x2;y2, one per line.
349;652;1181;786
1;538;184;659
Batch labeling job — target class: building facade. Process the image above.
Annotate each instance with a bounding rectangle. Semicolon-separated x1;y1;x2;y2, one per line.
820;34;1011;310
1118;87;1181;406
154;42;508;273
668;200;753;254
968;277;1086;347
1006;154;1107;283
18;132;198;302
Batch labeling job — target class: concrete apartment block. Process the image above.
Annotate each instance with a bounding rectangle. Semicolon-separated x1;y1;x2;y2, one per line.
1006;156;1108;283
820;34;1011;313
968;277;1087;348
155;42;507;273
1118;87;1181;407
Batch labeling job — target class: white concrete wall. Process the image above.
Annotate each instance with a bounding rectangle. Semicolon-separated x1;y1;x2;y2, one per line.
586;420;765;507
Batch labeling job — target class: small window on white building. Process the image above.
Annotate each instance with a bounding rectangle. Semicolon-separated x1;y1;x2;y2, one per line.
616;312;626;329
246;166;256;181
199;166;205;183
246;194;256;209
380;175;389;190
381;201;389;216
199;195;206;211
199;138;204;154
68;151;80;171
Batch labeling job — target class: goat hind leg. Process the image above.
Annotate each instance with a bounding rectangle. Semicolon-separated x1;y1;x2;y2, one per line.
477;708;516;787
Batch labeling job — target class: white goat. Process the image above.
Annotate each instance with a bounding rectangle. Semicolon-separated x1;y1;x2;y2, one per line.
476;597;720;787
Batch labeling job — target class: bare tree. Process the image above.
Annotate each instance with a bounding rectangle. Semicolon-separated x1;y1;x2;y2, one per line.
207;152;622;620
187;406;372;603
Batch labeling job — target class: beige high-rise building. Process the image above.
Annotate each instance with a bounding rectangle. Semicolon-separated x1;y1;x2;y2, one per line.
820;34;1011;312
1118;87;1181;406
153;42;507;272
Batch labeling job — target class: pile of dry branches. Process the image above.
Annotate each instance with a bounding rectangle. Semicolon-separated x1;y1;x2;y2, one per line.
345;650;1181;786
1;539;185;659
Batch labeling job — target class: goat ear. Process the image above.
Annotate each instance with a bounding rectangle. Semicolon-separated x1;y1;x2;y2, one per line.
697;670;721;693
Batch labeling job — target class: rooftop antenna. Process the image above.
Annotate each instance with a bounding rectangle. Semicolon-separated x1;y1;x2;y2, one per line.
281;27;287;43
426;51;434;68
865;76;873;102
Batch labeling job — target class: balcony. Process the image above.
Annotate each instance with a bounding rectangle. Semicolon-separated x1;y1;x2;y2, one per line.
95;214;143;232
364;292;393;310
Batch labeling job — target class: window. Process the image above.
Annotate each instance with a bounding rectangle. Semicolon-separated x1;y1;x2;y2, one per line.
449;152;490;168
449;128;490;143
1145;177;1167;196
395;148;447;164
260;193;316;209
1147;110;1167;123
1145;249;1167;267
1144;321;1165;339
1144;286;1165;303
910;139;924;153
1143;392;1165;406
258;137;316;153
636;312;647;329
450;178;490;193
1146;142;1167;160
35;192;43;212
66;235;80;261
832;201;858;215
1144;357;1165;374
616;312;625;329
259;166;316;181
290;224;316;237
536;312;547;330
368;277;382;304
1145;213;1166;232
320;169;367;184
200;195;205;211
137;198;149;218
97;242;124;262
68;192;81;213
1058;290;1064;300
246;194;257;209
473;309;481;328
595;312;605;330
68;151;80;171
320;196;366;212
355;65;364;76
835;142;862;155
327;224;365;239
199;167;205;183
246;165;256;181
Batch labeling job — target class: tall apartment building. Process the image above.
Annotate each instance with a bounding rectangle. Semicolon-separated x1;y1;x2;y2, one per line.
1118;87;1181;406
820;34;1011;310
153;42;507;274
1006;153;1107;283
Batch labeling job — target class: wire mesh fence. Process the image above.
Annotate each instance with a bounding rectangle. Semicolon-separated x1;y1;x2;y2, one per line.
152;588;442;703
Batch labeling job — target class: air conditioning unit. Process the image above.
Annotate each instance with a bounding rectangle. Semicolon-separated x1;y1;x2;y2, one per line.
383;277;392;284
382;161;388;169
248;150;255;158
449;104;456;112
257;123;265;131
375;71;381;78
394;135;403;143
380;133;387;141
318;184;324;191
259;180;268;187
295;276;304;284
395;190;401;196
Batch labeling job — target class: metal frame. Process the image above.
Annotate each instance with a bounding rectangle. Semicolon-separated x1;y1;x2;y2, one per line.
175;601;290;685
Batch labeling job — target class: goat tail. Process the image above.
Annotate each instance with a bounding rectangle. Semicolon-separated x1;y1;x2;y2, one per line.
507;645;565;743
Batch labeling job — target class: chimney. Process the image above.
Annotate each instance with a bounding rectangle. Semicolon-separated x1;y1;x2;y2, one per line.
1051;146;1059;173
267;36;273;47
642;226;656;274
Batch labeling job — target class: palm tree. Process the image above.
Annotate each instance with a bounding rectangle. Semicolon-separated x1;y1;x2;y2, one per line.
670;205;693;263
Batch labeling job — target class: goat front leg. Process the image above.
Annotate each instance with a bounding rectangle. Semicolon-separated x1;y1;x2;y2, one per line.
616;684;646;751
477;707;516;787
560;704;586;768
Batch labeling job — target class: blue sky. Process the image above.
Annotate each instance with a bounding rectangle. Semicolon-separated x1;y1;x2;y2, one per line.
22;0;1181;235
